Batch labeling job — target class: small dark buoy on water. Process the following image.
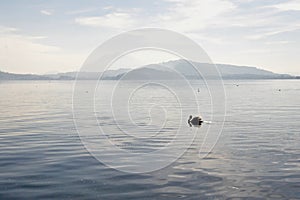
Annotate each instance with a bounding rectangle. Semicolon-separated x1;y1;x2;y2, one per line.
278;89;281;91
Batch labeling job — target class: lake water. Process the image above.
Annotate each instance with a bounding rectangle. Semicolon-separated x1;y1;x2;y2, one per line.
0;80;299;199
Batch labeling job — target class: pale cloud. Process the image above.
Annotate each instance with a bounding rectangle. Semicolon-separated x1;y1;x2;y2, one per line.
186;32;229;45
265;40;291;45
75;12;138;28
245;24;300;40
40;10;53;16
103;6;114;11
271;0;300;11
74;0;235;32
0;26;57;52
155;0;236;32
65;8;97;15
0;26;19;33
0;26;84;74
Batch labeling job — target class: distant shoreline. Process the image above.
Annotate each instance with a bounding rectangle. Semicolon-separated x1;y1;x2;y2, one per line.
1;60;299;81
1;75;299;81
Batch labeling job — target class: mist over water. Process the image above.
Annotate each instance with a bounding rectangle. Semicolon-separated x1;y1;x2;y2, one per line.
0;80;299;199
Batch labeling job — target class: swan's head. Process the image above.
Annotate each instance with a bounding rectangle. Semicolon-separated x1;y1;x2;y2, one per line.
189;115;193;120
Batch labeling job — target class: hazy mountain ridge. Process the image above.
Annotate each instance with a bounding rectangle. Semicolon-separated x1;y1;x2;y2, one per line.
1;60;297;80
0;71;51;80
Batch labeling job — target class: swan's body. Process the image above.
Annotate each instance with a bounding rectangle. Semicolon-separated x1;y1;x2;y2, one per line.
188;115;203;126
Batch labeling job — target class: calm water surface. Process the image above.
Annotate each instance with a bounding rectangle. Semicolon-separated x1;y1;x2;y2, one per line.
0;80;299;199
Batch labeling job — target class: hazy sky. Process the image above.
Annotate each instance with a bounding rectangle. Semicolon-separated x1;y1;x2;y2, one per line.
0;0;299;75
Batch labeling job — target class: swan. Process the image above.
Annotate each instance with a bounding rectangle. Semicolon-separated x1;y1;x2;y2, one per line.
188;115;203;126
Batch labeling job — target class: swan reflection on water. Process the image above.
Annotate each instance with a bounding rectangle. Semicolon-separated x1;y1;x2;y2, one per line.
188;115;203;127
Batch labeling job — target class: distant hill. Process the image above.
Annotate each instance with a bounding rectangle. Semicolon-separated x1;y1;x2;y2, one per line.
0;60;295;80
161;60;292;79
0;71;51;80
45;68;129;80
114;60;293;80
